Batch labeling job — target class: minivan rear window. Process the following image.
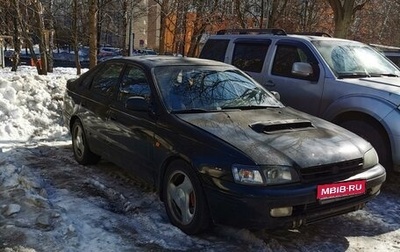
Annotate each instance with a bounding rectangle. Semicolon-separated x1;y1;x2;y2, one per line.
199;39;229;62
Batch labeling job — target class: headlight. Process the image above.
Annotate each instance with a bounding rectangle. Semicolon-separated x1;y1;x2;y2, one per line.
232;164;299;185
363;148;379;168
232;165;263;185
264;166;300;185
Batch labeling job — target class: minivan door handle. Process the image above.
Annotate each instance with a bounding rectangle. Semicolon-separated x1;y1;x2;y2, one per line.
264;80;275;87
108;111;117;121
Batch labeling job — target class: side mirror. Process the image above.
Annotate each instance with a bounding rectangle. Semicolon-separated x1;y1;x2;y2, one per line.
292;62;313;77
270;91;281;101
125;96;148;111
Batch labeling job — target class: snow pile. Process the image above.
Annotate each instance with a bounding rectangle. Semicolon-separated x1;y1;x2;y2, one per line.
0;65;399;251
0;67;81;144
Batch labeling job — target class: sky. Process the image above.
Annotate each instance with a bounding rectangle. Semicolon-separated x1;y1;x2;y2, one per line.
0;65;399;252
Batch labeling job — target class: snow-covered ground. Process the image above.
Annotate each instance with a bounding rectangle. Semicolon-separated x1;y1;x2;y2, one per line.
0;66;400;252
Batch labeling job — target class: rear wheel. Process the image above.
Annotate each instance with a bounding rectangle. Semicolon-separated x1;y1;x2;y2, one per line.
339;119;392;171
71;120;100;165
163;160;210;234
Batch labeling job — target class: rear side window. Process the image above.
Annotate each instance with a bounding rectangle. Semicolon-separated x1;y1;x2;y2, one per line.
199;39;229;62
91;63;124;96
232;42;270;73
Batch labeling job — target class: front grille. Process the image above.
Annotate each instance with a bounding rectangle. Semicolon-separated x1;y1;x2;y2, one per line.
300;158;364;182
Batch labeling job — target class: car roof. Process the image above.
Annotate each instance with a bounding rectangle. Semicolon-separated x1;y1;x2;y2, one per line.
208;33;364;45
104;56;231;68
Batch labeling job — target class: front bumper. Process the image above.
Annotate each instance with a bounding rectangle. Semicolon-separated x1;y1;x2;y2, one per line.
201;164;386;229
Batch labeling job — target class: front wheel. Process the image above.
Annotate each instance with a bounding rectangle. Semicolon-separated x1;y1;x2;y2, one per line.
339;119;392;171
162;160;210;234
71;120;100;165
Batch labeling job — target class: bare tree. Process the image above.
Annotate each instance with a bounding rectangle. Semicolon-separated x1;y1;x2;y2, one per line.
72;0;82;74
45;0;55;73
186;0;220;56
10;0;42;74
233;0;247;28
327;0;369;38
33;0;48;75
4;0;21;71
89;0;98;68
154;0;173;54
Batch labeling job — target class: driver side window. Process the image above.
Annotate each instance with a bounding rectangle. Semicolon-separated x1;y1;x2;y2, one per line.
272;44;319;80
118;65;151;103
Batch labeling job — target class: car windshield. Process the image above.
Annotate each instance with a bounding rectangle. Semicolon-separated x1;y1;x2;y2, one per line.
312;40;400;78
154;65;283;112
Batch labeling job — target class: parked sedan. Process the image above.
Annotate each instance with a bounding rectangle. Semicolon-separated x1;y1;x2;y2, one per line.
62;56;386;235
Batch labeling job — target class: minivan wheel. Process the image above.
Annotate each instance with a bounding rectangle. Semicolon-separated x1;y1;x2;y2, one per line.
163;160;210;234
340;120;392;171
71;120;100;165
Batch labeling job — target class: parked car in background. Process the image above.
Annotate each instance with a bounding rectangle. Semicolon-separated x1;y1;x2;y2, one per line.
63;56;385;234
370;44;400;68
200;29;400;172
137;49;157;55
384;51;400;67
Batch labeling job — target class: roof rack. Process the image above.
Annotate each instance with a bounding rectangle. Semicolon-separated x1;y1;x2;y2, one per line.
370;43;400;52
216;28;287;36
291;32;332;37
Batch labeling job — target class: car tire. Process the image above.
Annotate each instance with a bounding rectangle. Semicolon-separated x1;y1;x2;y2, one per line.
163;160;210;234
340;120;392;171
71;120;100;165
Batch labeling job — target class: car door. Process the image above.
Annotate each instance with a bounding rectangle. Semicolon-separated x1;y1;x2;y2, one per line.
81;62;125;154
105;64;156;184
264;40;324;116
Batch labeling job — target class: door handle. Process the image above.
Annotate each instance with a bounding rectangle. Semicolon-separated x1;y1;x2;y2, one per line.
264;80;275;87
108;111;117;121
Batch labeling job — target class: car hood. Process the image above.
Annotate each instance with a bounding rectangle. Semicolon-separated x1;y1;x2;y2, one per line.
176;107;369;168
345;77;400;95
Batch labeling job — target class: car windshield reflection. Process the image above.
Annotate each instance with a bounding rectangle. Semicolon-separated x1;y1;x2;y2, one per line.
154;66;283;112
312;40;400;78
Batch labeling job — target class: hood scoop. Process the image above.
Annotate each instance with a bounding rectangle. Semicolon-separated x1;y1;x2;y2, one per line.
249;119;315;134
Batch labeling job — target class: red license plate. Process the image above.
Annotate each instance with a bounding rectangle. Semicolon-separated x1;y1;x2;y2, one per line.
317;180;366;200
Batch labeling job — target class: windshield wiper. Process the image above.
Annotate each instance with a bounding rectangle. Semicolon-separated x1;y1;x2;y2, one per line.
172;108;211;114
337;73;371;79
221;105;276;110
376;73;399;77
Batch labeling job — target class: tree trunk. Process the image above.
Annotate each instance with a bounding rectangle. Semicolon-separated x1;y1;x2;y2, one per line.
122;0;129;55
187;23;206;57
33;0;47;75
158;0;169;55
97;1;103;51
46;0;55;73
11;7;20;72
327;0;369;38
187;18;203;56
73;0;82;75
12;0;41;74
234;0;246;28
172;1;184;55
89;0;98;68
